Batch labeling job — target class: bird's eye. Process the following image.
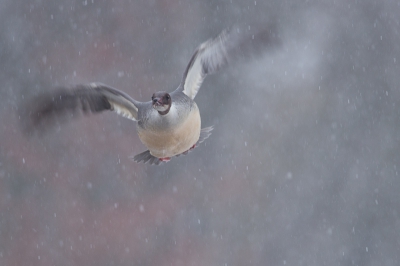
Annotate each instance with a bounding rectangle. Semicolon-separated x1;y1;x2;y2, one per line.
166;94;170;100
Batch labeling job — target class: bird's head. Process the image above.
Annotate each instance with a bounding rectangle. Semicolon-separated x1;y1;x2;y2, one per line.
151;92;171;115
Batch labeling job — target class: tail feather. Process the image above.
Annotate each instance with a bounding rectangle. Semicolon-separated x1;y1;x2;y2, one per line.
130;150;164;165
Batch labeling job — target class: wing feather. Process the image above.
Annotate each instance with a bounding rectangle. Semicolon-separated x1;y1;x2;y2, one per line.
24;83;140;131
177;24;280;99
180;29;231;99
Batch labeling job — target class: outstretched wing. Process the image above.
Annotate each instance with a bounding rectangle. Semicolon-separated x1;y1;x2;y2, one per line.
178;29;232;99
176;24;280;100
24;83;140;131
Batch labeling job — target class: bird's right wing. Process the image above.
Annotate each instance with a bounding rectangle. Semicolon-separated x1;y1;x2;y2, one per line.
24;83;140;131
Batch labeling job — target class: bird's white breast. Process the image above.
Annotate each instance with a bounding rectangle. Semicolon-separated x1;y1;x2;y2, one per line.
137;103;201;158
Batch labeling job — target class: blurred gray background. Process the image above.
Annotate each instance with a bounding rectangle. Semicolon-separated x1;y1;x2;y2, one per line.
1;0;400;265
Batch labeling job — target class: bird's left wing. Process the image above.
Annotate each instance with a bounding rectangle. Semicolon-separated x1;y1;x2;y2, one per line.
175;24;280;100
177;29;232;100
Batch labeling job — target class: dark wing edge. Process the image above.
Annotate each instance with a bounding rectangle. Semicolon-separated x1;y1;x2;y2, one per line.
22;83;140;134
91;83;139;121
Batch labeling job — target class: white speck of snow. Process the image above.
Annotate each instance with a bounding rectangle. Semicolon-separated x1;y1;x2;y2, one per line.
22;158;25;164
139;204;145;212
286;172;293;180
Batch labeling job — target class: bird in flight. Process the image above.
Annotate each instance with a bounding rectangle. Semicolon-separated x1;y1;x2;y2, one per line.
25;27;276;165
